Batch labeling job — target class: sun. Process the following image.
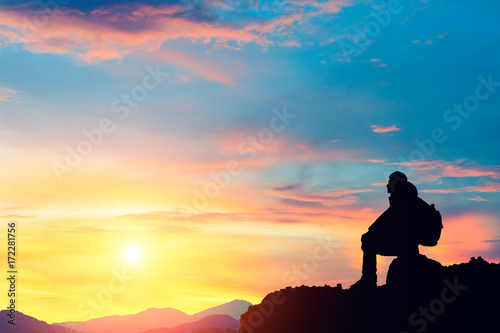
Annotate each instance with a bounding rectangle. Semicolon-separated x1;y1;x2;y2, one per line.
125;246;141;262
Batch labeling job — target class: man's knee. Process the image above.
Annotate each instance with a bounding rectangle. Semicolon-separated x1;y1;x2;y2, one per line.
361;232;374;251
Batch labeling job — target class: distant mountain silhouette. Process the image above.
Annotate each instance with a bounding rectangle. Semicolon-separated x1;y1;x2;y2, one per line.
194;329;237;333
0;311;80;333
55;299;251;333
56;307;191;333
238;257;500;333
191;300;252;321
142;314;239;333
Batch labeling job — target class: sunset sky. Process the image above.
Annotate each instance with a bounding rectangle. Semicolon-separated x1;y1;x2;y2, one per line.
1;0;500;325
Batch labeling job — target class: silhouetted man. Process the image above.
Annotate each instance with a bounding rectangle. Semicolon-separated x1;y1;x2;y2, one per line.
351;171;420;290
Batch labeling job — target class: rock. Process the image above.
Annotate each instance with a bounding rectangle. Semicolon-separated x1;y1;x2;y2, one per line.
238;257;500;333
386;254;444;289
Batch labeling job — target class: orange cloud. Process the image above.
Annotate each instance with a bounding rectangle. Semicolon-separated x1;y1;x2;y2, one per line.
370;124;401;133
468;196;488;201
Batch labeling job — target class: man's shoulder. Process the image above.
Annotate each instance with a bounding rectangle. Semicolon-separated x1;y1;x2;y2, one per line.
414;196;429;206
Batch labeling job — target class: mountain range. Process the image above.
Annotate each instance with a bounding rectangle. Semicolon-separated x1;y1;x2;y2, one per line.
0;311;81;333
142;314;239;333
0;299;250;333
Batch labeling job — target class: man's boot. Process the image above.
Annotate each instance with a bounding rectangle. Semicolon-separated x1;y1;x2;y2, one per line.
349;273;377;291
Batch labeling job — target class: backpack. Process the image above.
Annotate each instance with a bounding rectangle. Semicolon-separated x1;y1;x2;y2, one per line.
414;199;443;247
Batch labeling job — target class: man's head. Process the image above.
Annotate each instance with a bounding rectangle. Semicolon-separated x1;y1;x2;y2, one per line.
387;171;407;194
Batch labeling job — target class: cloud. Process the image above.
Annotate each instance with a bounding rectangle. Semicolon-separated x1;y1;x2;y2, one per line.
269;182;374;208
212;130;360;171
126;180;379;227
467;196;488;202
371;159;500;183
0;1;350;62
367;159;386;163
283;0;348;14
370;125;401;133
0;214;36;218
419;189;459;194
281;198;324;208
0;2;353;84
0;5;262;68
437;164;500;179
155;49;239;85
421;182;500;194
0;87;21;102
0;2;356;86
272;182;303;191
134;201;378;226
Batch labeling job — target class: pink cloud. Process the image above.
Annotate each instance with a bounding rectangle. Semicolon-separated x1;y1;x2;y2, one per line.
155;50;239;86
131;203;378;229
420;189;460;194
214;130;359;166
439;164;499;178
0;3;353;84
370;125;401;133
269;182;374;208
367;159;386;163
0;87;21;102
245;11;304;38
0;6;260;84
421;182;500;194
244;1;348;49
0;1;349;62
373;159;500;183
0;2;354;85
467;182;500;192
318;0;349;13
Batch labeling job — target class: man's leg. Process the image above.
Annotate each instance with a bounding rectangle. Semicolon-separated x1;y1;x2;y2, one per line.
361;232;377;280
350;232;378;290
